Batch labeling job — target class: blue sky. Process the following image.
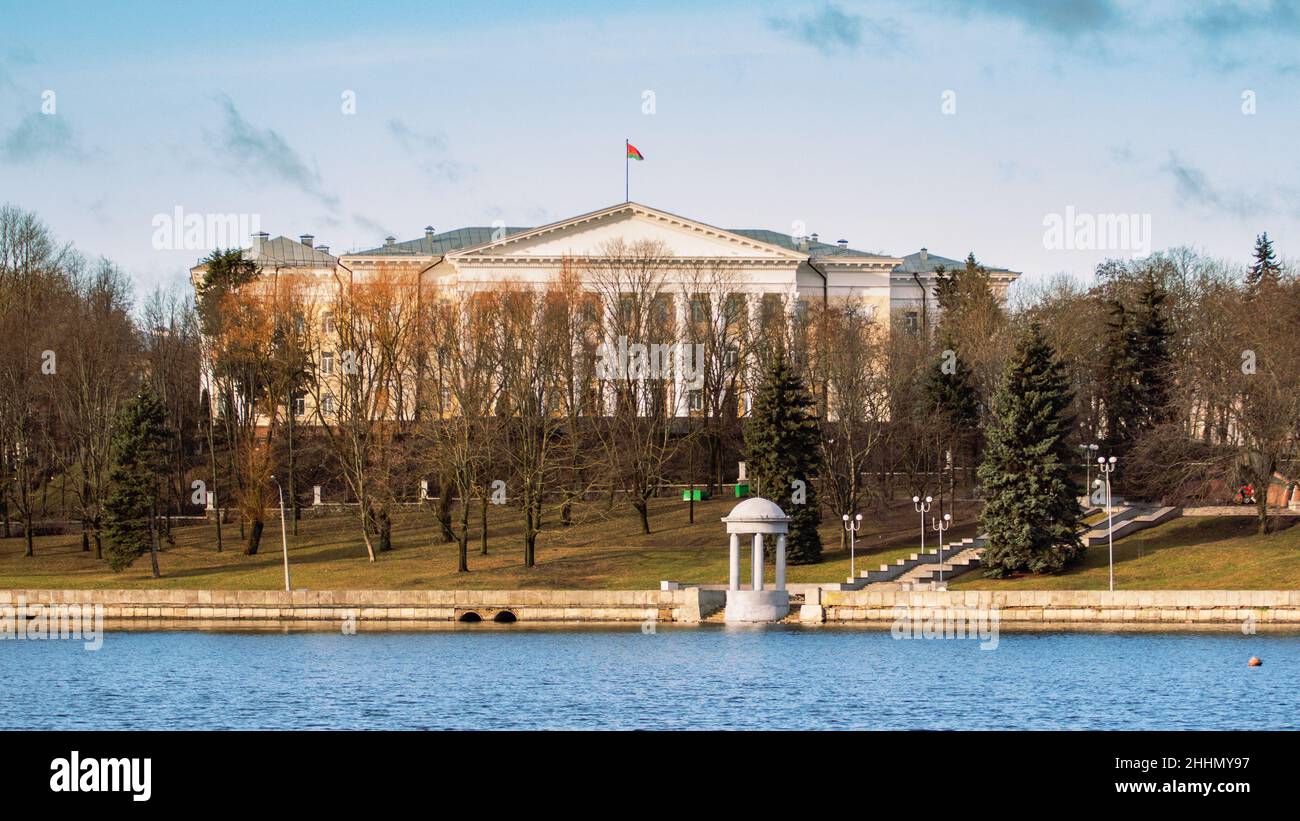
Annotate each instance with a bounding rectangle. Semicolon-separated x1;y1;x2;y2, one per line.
3;0;1298;295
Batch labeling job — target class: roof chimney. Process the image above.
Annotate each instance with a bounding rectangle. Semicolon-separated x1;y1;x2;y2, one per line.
384;236;396;247
810;232;819;244
836;239;848;249
919;247;928;263
425;225;436;240
315;245;330;255
299;233;314;248
252;231;270;241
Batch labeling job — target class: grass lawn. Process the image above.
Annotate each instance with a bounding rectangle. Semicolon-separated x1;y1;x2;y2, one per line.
0;497;981;591
952;516;1300;590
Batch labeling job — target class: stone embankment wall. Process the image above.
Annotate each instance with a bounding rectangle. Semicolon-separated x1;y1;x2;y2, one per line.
8;588;1297;628
1;588;728;625
805;588;1300;626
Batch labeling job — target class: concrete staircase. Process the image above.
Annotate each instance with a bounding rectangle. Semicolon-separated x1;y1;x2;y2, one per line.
826;504;1183;593
893;544;984;589
1082;505;1180;546
827;535;988;592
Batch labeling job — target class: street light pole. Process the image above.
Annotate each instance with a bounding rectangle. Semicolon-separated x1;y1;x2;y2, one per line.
912;495;932;557
1096;456;1117;592
842;512;863;580
1079;443;1099;502
931;512;952;585
271;475;291;593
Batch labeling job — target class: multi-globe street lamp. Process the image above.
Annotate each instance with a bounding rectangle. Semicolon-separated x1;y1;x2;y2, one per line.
842;512;863;580
912;495;932;558
1079;443;1099;501
1094;456;1118;592
932;512;952;585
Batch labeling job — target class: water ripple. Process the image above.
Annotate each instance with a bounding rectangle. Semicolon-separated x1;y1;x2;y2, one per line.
0;627;1295;730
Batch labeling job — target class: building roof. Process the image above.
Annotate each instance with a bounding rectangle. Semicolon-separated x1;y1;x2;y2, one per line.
249;220;1019;285
244;235;337;266
723;497;789;521
894;248;1016;276
355;222;884;260
355;226;532;256
727;229;882;259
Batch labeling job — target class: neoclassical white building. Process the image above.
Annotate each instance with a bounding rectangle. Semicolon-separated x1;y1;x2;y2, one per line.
337;201;1017;321
196;201;1017;318
190;201;1018;420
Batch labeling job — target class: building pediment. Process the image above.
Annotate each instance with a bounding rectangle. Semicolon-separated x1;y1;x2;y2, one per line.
447;202;811;264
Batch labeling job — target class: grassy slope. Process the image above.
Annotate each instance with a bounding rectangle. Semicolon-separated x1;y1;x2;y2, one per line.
0;497;981;591
952;516;1300;590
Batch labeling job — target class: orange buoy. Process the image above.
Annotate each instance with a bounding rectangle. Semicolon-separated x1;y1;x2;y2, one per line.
1248;656;1263;667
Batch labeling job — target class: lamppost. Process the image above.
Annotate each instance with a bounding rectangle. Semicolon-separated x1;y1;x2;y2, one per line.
270;475;292;593
1079;443;1099;502
1095;456;1117;592
912;495;932;556
842;512;863;580
932;512;952;585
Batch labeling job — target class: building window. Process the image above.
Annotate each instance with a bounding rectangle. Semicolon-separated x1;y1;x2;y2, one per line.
321;395;335;415
688;389;704;412
617;295;635;327
291;393;305;417
322;351;335;375
690;295;708;323
759;293;784;329
724;293;745;325
323;312;336;334
903;311;920;334
723;347;738;369
651;295;672;330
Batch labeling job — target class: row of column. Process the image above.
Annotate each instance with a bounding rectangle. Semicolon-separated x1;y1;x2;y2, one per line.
728;532;787;592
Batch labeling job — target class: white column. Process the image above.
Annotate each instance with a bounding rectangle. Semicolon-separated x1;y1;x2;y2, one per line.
674;295;688;417
729;533;740;591
745;294;762;415
751;533;764;591
775;533;787;591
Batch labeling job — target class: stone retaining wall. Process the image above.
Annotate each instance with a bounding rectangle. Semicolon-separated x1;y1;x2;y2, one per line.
809;588;1300;625
1182;506;1300;516
9;588;1295;628
0;588;727;625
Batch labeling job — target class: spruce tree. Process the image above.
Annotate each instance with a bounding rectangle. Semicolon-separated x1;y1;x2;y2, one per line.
1130;275;1172;431
934;253;999;324
922;335;980;433
921;334;981;477
194;247;259;337
1246;232;1281;292
744;353;823;564
1098;298;1139;454
978;322;1082;576
1098;275;1172;456
103;385;172;574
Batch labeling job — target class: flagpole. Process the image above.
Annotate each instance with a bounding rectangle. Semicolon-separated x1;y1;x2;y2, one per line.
625;138;629;202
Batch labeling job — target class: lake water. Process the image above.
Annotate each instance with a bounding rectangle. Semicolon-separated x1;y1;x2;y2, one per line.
2;626;1295;730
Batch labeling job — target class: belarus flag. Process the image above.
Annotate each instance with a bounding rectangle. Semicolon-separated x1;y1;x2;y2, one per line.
626;142;644;161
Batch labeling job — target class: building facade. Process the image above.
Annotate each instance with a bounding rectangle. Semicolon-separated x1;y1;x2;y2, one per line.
189;201;1019;420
